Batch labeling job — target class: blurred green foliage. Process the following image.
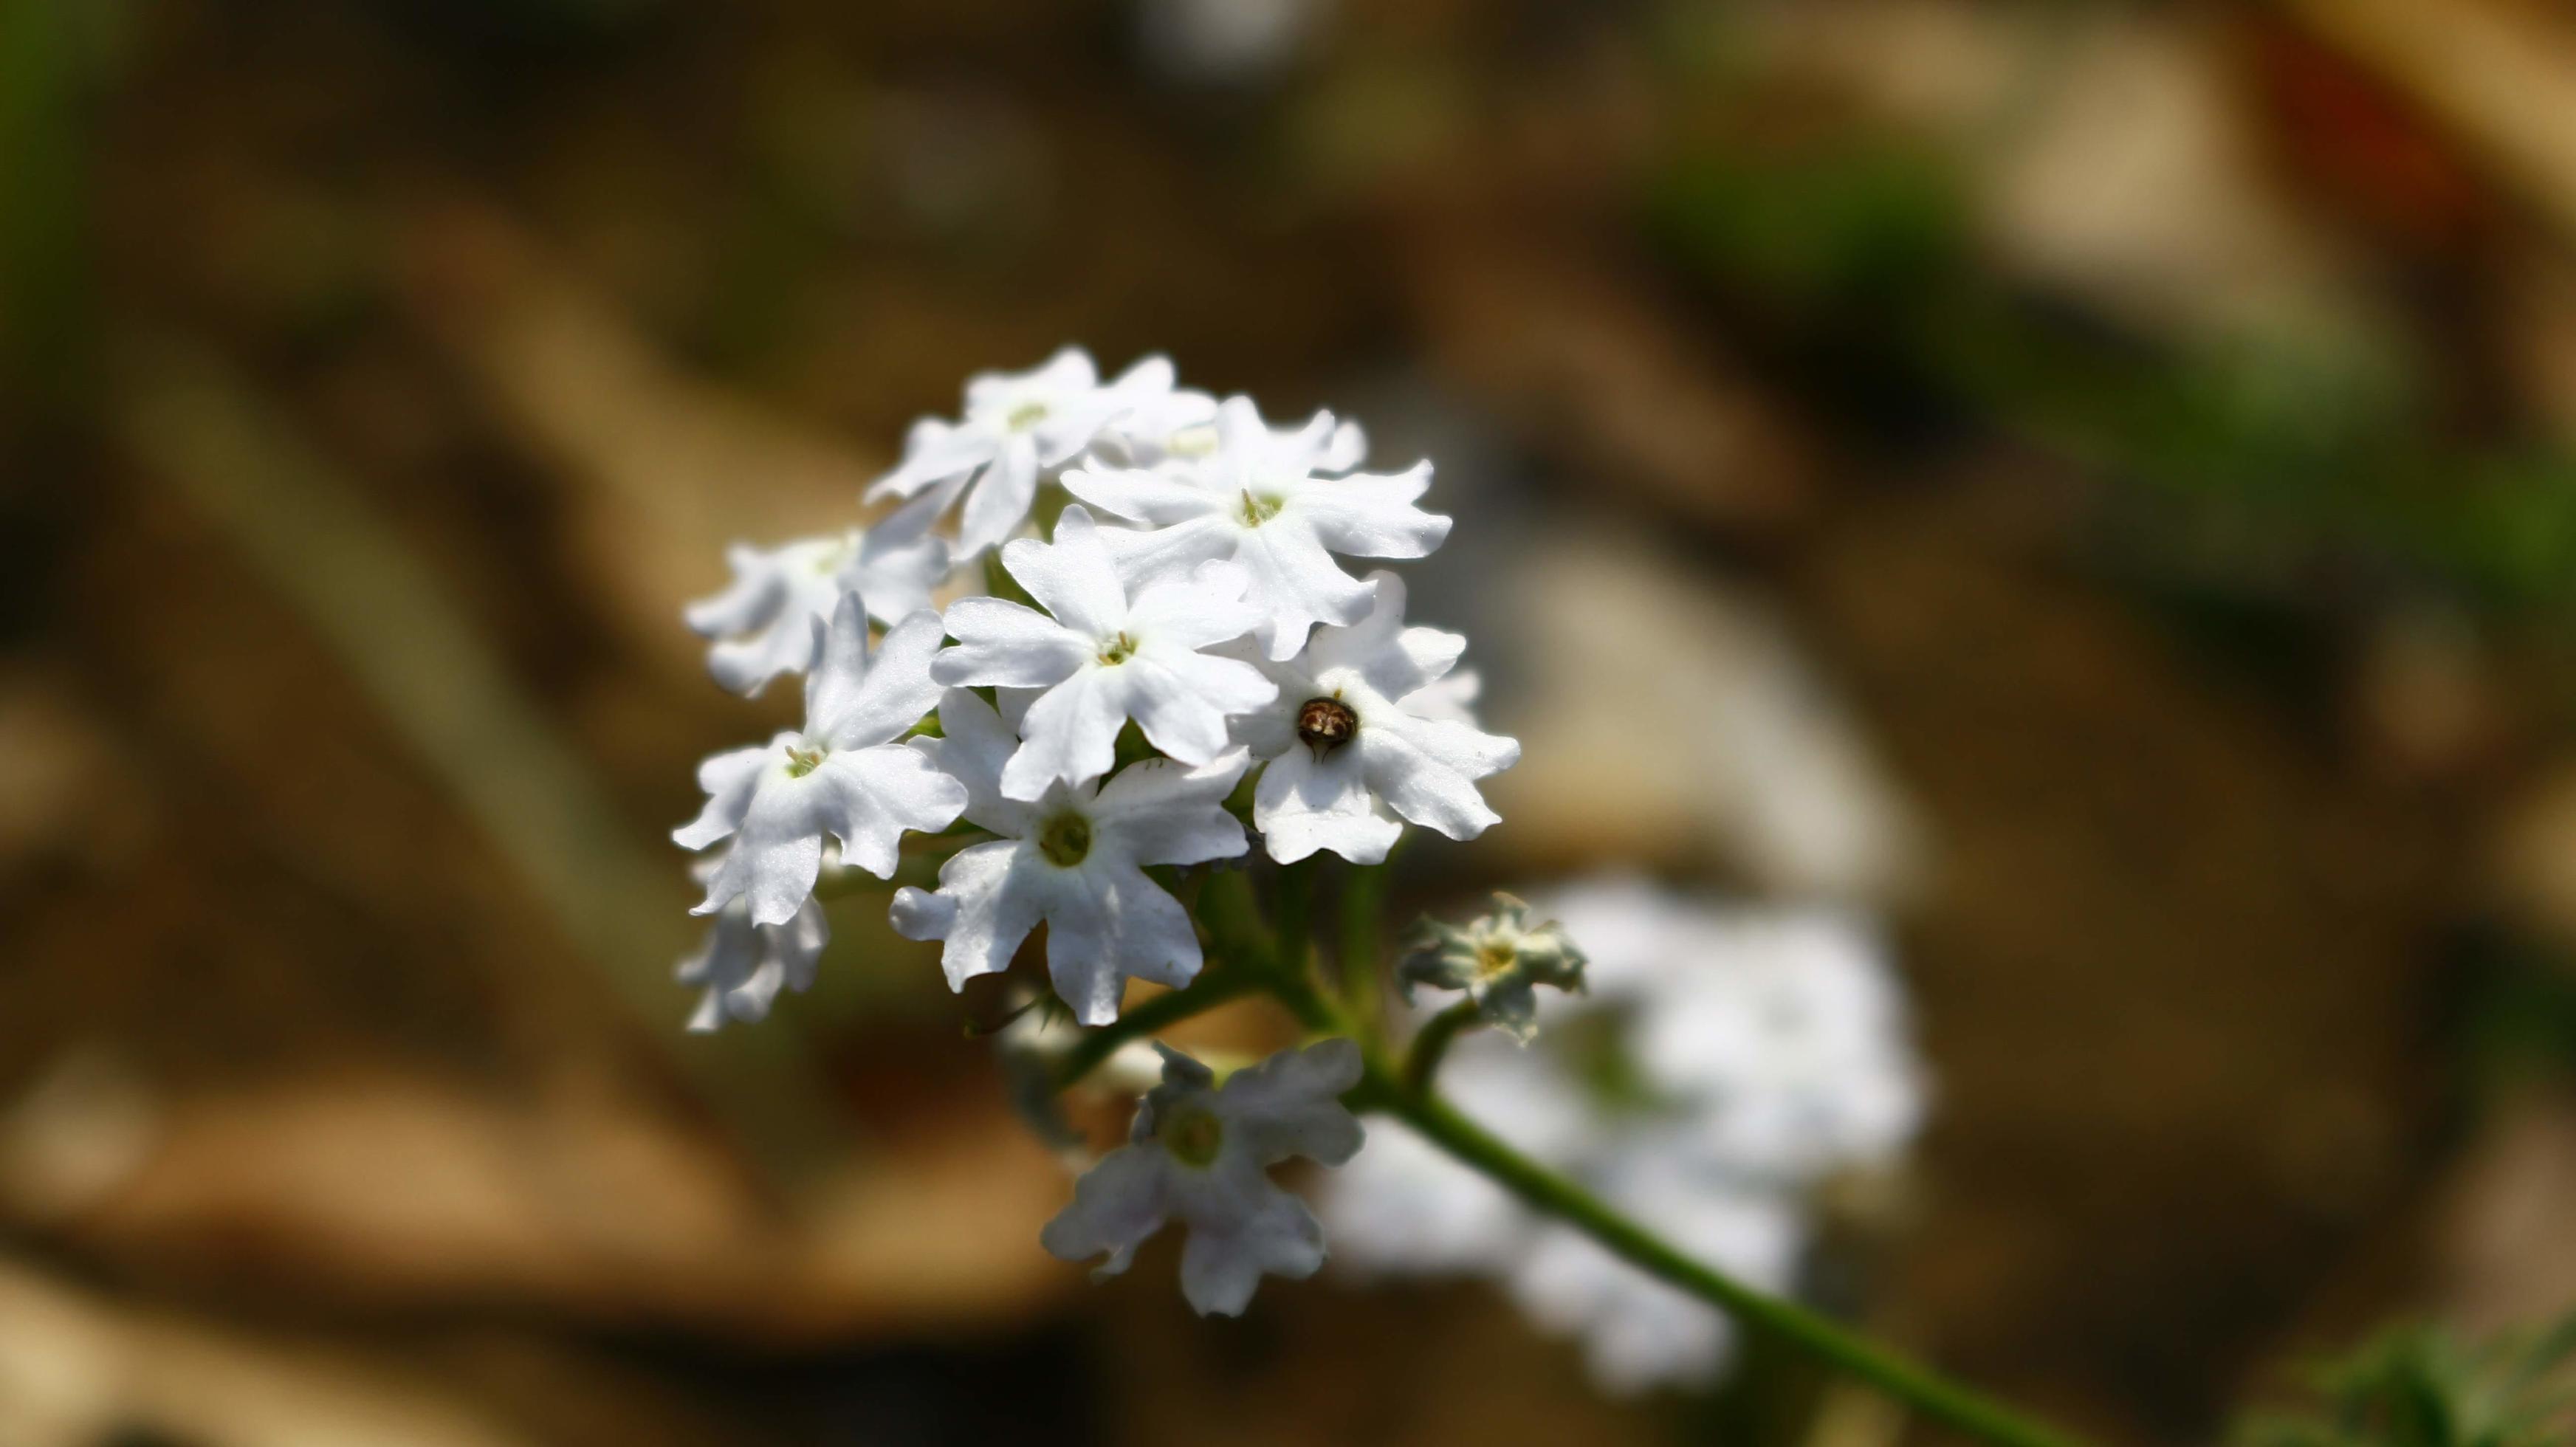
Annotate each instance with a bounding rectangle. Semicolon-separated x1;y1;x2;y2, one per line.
2238;1315;2576;1447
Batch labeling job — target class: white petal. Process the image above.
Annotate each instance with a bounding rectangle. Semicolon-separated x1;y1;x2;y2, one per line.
1359;715;1517;841
1123;560;1260;651
1003;667;1125;800
1043;862;1201;1023
1234;518;1375;660
1176;1189;1326;1316
1000;505;1130;637
932;597;1089;688
1294;464;1449;560
957;430;1040;557
812;743;969;879
1091;752;1250;866
918;688;1034;834
1061;464;1228;529
1040;1144;1172;1273
865;418;994;502
1219;1037;1364;1166
1253;747;1401;865
807;607;947;749
1096;512;1239;588
1117;653;1271;766
671;742;774;850
899;840;1049;991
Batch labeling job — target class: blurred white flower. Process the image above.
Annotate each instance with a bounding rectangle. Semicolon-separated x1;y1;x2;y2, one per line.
675;850;829;1031
1232;571;1517;863
889;690;1248;1024
1064;396;1448;660
1629;912;1927;1183
1323;876;1927;1393
673;598;965;925
1138;0;1329;85
1042;1039;1363;1316
1508;1151;1804;1396
932;505;1275;800
868;348;1178;557
683;526;950;696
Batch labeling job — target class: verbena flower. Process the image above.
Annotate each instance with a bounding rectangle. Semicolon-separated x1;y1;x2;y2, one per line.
1063;396;1449;660
1040;1039;1364;1316
684;526;950;696
932;505;1274;800
867;348;1176;557
1231;571;1518;864
889;689;1248;1024
673;597;966;925
1624;911;1926;1183
674;850;829;1031
1399;892;1587;1044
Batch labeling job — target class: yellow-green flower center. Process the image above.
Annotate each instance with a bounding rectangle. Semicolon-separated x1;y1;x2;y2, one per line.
1006;400;1049;431
783;743;828;778
1037;811;1093;867
1237;489;1284;526
1097;632;1138;666
1160;1105;1225;1167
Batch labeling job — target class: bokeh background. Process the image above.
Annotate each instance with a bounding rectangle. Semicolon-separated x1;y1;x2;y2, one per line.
7;0;2576;1443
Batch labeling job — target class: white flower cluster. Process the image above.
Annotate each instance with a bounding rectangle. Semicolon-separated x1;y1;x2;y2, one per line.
1323;876;1928;1395
670;349;1519;1030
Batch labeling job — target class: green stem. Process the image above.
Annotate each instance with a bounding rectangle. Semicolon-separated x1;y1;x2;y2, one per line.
1337;862;1389;1042
1257;966;2087;1447
1401;1000;1480;1093
1049;970;1262;1090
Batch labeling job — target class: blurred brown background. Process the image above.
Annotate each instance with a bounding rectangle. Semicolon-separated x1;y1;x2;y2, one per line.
7;0;2576;1443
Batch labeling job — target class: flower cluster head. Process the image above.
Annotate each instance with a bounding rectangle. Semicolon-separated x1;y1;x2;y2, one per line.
672;348;1517;1031
1042;1039;1364;1316
1327;876;1927;1393
1400;892;1587;1044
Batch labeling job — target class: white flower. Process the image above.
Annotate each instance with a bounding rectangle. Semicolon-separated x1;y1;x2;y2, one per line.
1040;1039;1364;1316
1508;1151;1805;1396
673;597;966;926
674;851;829;1031
1097;388;1367;477
1064;396;1447;659
1232;571;1518;864
682;526;951;697
1627;912;1927;1183
888;690;1249;1024
932;505;1276;800
866;348;1177;557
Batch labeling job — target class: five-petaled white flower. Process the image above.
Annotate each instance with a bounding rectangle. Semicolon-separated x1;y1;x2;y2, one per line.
674;850;830;1032
1040;1039;1364;1316
889;689;1249;1024
684;525;950;696
867;348;1177;558
933;505;1276;800
674;597;966;925
1064;396;1448;660
1231;571;1518;864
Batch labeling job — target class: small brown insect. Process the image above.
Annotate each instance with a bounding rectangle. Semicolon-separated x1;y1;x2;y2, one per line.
1296;696;1358;758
